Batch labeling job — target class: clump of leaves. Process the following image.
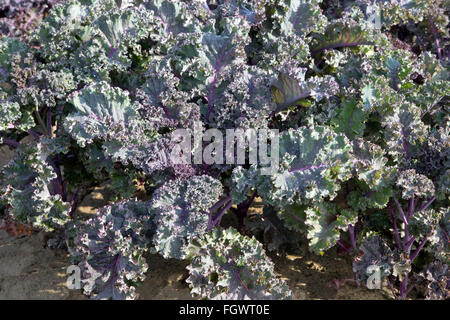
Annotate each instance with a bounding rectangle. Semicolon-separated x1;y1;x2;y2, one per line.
0;0;448;300
186;227;292;300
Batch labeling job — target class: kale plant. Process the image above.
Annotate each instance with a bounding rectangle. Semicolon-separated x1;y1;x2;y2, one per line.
0;0;448;300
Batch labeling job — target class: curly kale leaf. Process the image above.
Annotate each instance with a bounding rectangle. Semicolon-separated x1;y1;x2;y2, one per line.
16;68;76;110
71;199;154;300
332;99;367;140
0;38;35;132
36;1;158;81
214;0;268;25
279;0;328;39
151;175;223;259
199;19;250;122
310;21;374;56
396;169;435;200
143;0;200;36
413;126;449;200
271;67;338;115
265;126;352;208
137;58;201;130
0;37;30;85
65;81;147;145
426;208;449;264
351;138;396;192
382;104;428;164
213;66;276;129
418;261;449;300
64;81;175;174
0;101;22;131
186;227;292;300
273;203;307;233
0;138;71;231
0;0;61;37
408;208;442;241
305;202;358;255
352;236;394;285
346;184;392;214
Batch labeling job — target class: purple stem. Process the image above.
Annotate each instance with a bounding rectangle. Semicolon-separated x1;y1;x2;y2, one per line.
405;236;416;257
394;198;408;226
407;197;415;219
47;156;67;201
68;189;80;219
51;179;61;196
210;195;232;214
57;104;64;133
207;53;225;121
443;230;449;244
61;181;68;202
403;229;410;251
336;240;350;253
208;200;232;231
27;129;41;140
47;109;52;136
428;19;442;60
234;192;257;229
373;107;382;118
23;13;37;31
348;224;357;249
399;274;409;299
102;254;122;287
107;46;119;59
156;14;171;34
0;67;7;78
207;47;235;122
414;197;419;209
227;257;255;300
392;70;399;92
2;138;19;148
410;236;428;263
389;203;402;250
419;197;435;212
161;103;172;120
386;278;398;299
213;201;232;224
179;206;190;225
35;111;50;135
